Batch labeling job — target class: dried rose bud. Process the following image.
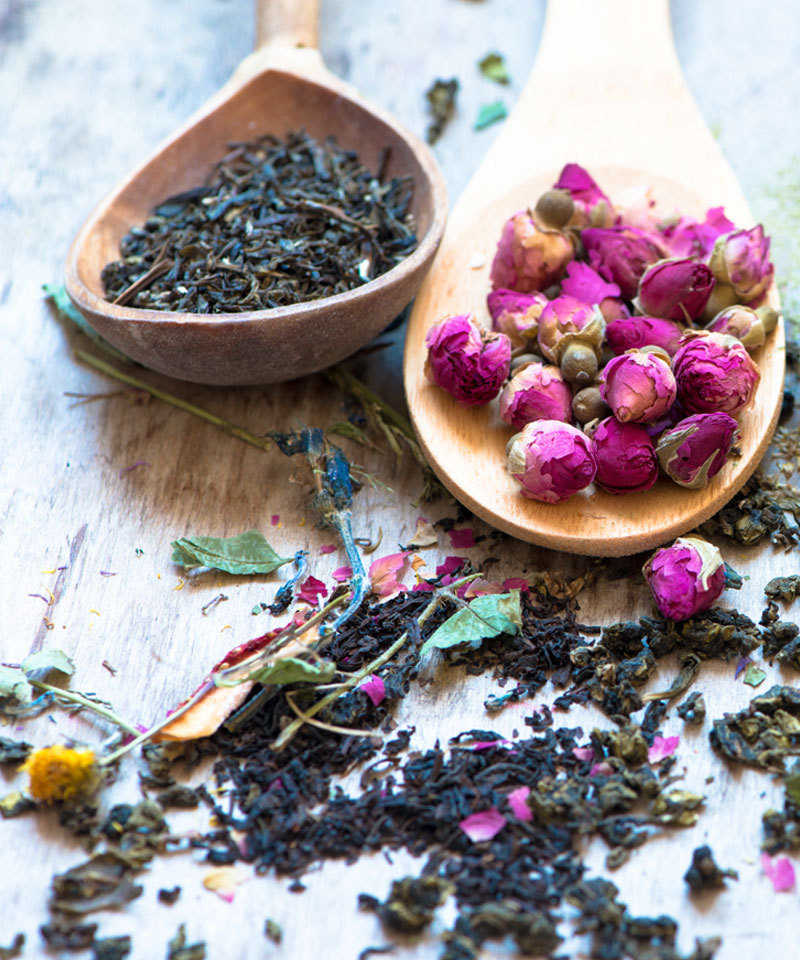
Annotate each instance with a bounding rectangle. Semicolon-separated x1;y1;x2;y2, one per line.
572;385;609;424
599;351;677;424
642;536;725;621
656;412;739;489
499;362;573;429
506;420;597;503
706;305;765;351
700;281;738;323
486;288;548;349
605;315;684;357
490;210;574;293
672;331;760;415
636;258;715;322
425;314;511;405
756;305;780;334
560;261;629;322
537;296;606;387
534;189;575;230
581;225;666;300
709;225;774;306
660;206;736;259
552;163;613;227
588;417;658;495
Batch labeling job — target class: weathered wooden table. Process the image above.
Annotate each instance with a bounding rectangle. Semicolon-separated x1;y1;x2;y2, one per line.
2;1;800;957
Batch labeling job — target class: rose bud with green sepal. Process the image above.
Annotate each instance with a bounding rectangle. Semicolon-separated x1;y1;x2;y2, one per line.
581;225;667;300
672;330;760;415
499;362;573;430
755;304;780;334
552;163;614;228
490;210;574;293
587;417;659;495
605;315;684;357
636;257;715;322
643;536;726;622
598;350;677;424
708;225;774;306
656;412;739;489
506;420;597;503
533;189;576;231
537;295;606;387
424;314;511;406
572;385;610;425
560;261;629;322
706;305;765;351
487;288;548;350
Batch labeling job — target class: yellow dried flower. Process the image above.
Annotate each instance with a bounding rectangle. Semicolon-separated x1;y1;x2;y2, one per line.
21;745;98;803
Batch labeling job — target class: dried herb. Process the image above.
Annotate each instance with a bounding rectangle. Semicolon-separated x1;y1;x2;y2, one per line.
166;924;206;960
425;79;458;144
0;792;36;818
420;590;521;654
710;684;800;771
264;919;282;945
474;101;508;130
0;647;75;704
677;691;706;725
92;935;132;960
699;472;800;547
158;886;181;905
765;574;800;602
359;875;454;933
0;737;31;764
170;530;291;575
0;934;24;960
102;131;416;313
683;845;738;891
743;662;767;687
40;919;98;951
478;52;510;85
49;853;144;914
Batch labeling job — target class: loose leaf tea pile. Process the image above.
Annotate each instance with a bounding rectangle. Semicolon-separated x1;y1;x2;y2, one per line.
101;130;417;313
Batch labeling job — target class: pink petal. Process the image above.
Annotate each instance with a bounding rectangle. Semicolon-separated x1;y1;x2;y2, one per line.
573;747;595;762
507;786;533;822
448;528;477;549
297;576;328;605
369;553;408;598
459;808;507;842
332;566;352;583
503;578;529;593
647;735;680;763
761;853;796;892
270;514;280;526
359;675;386;707
437;556;466;579
464;578;504;598
590;761;614;777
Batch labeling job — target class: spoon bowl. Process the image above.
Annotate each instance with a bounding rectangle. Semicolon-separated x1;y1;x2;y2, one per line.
403;0;783;557
65;1;447;385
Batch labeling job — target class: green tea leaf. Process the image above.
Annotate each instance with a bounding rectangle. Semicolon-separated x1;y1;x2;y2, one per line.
785;771;800;805
474;100;508;131
43;283;133;362
217;657;335;687
21;648;75;678
421;590;521;655
743;663;767;687
478;52;510;85
171;530;292;575
0;667;32;704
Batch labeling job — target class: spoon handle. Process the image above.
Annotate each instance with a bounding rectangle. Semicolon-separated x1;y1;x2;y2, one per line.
255;0;319;50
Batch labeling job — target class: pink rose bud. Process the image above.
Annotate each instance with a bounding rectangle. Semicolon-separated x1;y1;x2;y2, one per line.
709;225;775;306
706;305;765;351
589;417;659;495
660;206;736;259
487;288;548;349
672;331;760;415
537;294;605;365
490;210;574;293
499;362;573;429
642;536;725;621
552;162;613;227
506;420;597;503
560;261;629;322
425;313;511;406
599;351;677;423
581;225;667;300
656;412;739;489
606;315;684;357
636;257;715;322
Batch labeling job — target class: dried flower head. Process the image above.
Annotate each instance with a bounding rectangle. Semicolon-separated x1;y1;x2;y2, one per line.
636;257;715;322
490;210;573;293
642;536;726;622
424;313;511;405
21;745;99;803
599;351;677;423
672;330;760;415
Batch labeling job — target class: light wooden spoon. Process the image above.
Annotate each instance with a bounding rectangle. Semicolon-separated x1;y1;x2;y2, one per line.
404;0;783;558
64;0;447;386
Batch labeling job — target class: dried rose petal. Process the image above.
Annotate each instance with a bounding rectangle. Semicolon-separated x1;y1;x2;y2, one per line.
425;313;511;405
605;315;684;357
369;553;408;598
459;808;507;842
647;735;680;763
560;260;628;321
506;420;597;503
572;747;595;762
332;566;353;582
297;576;328;605
761;852;796;892
448;528;477;549
359;675;386;707
589;417;659;495
599;352;677;424
642;536;725;622
490;210;573;292
636;257;715;322
507;786;533;822
660;206;736;259
487;288;548;349
499;362;573;429
581;225;666;300
656;412;739;489
672;331;760;415
709;225;774;306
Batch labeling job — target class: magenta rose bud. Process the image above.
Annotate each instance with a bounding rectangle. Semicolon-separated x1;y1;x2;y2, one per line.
589;417;658;495
709;225;775;306
487;288;548;349
490;210;574;293
706;305;765;351
636;258;715;322
606;315;684;357
599;351;677;423
506;420;597;503
425;313;511;406
537;295;605;362
560;261;628;321
656;413;739;489
672;331;760;415
660;206;736;259
499;362;573;429
581;225;667;300
642;536;725;621
552;162;613;227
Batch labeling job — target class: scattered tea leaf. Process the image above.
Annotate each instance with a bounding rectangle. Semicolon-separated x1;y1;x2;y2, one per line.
170;530;291;575
676;691;706;725
420;590;521;654
765;574;800;603
264;919;282;945
0;791;36;818
0;934;24;960
0;737;32;764
167;924;206;960
744;663;767;687
684;845;738;890
360;875;454;933
425;78;459;144
92;935;132;960
478;52;510;84
474;100;508;130
50;853;143;914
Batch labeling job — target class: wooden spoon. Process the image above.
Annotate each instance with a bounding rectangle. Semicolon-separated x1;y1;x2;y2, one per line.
64;0;447;386
404;0;783;558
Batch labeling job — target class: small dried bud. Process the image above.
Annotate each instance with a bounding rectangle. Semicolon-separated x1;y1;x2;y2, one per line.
709;225;774;306
605;315;684;357
499;362;573;429
486;288;548;349
636;257;716;322
560;261;629;322
510;352;545;372
537;295;606;364
642;536;725;621
506;420;597;503
706;305;765;351
572;386;609;424
560;340;598;386
672;331;760;415
552;163;613;228
700;280;738;323
599;351;677;424
425;313;511;406
534;189;575;230
581;225;667;300
755;304;780;334
589;417;659;495
656;412;739;489
490;210;574;293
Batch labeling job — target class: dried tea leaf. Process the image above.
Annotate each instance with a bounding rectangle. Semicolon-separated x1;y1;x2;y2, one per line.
170;530;291;575
264;920;282;945
765;575;800;603
0;737;32;764
218;657;336;688
0;792;36;818
92;936;132;960
651;789;706;826
677;692;706;725
361;875;454;933
684;845;738;890
0;934;24;959
40;919;98;951
425;78;458;145
474;101;508;130
420;591;521;654
21;648;75;678
167;924;206;960
50;853;144;914
478;52;510;84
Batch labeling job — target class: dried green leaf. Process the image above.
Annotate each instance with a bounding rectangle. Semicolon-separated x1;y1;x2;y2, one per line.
421;591;521;655
425;78;458;145
170;530;291;575
744;663;767;687
0;666;31;704
0;792;35;818
327;421;373;447
22;647;75;678
216;657;336;688
478;52;510;85
474;100;508;131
